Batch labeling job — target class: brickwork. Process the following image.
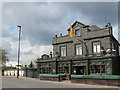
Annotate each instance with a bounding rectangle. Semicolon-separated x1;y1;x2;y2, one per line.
40;77;60;81
71;78;120;86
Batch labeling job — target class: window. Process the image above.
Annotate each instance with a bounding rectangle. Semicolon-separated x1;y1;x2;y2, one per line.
93;41;100;54
95;65;100;73
75;29;80;36
60;46;66;57
101;65;105;73
75;44;82;55
58;64;69;74
41;65;51;74
112;43;116;50
90;65;106;74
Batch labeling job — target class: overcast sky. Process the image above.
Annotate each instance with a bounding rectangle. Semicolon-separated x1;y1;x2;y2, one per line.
1;2;119;65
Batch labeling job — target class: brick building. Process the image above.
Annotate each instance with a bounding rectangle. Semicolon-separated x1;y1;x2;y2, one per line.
37;21;120;76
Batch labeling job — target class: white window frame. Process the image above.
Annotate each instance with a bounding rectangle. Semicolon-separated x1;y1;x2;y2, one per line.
93;41;101;54
75;44;82;55
60;46;66;57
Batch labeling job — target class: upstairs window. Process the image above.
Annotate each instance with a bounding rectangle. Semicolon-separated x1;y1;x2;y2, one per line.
75;44;82;55
93;41;100;54
60;46;66;57
75;29;80;36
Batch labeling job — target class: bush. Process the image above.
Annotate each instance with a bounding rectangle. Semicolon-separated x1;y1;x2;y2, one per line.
3;66;16;70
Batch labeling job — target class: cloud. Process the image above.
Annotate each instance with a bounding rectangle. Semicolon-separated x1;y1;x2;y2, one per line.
19;44;53;65
5;61;18;67
3;2;118;45
113;26;118;40
2;37;53;65
2;2;67;45
2;2;119;65
2;38;12;54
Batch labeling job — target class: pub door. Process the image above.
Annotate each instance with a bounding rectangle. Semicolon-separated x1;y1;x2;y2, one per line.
74;66;85;75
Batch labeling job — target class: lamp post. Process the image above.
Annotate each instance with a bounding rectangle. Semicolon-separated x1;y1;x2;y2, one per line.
17;25;21;78
55;52;59;74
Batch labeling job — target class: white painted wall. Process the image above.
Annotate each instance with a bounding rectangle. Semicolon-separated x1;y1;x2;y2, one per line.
3;69;24;76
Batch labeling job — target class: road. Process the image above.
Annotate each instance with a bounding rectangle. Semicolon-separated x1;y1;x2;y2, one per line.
2;76;120;89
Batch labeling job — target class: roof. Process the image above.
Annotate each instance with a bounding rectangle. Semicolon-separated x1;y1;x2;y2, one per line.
67;21;101;31
67;21;86;31
88;25;101;31
72;21;86;27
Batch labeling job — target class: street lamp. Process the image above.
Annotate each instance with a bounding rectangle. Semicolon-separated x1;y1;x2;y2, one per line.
55;52;59;74
17;25;21;78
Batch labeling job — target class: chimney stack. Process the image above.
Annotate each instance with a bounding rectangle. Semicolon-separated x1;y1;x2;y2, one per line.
49;51;52;58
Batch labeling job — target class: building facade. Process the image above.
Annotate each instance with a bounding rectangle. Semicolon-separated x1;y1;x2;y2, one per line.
37;21;120;76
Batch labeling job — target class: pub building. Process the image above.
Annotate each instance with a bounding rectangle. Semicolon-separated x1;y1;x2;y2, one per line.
37;21;120;76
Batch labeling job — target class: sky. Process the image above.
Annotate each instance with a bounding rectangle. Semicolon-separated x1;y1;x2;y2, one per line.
1;2;119;66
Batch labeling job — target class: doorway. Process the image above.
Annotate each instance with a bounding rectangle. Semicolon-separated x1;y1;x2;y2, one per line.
73;66;86;75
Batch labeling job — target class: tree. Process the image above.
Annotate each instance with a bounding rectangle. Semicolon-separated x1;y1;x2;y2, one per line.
0;48;9;66
29;61;34;68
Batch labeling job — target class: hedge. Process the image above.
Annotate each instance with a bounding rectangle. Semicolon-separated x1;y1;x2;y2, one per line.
3;67;16;70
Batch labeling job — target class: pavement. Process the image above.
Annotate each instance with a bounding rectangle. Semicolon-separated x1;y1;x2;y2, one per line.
2;76;120;89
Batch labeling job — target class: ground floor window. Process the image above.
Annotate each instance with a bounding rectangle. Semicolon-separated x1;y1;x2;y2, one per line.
90;65;105;74
58;64;69;74
101;65;105;73
39;65;51;74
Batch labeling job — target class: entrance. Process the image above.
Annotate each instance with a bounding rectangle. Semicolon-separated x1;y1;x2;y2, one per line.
73;66;85;75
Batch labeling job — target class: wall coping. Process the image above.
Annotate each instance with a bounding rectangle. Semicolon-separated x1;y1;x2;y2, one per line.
39;74;59;77
71;75;120;79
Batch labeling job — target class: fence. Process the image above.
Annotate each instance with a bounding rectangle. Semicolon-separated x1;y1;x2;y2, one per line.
3;68;38;78
23;68;38;78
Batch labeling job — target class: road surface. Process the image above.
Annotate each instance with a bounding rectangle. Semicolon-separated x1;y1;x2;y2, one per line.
2;76;120;89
